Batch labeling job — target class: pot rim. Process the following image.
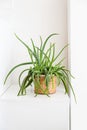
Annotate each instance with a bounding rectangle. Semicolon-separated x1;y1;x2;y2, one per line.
35;74;56;78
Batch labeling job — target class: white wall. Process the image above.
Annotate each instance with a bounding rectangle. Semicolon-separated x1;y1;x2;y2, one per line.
70;0;87;130
0;1;69;130
0;0;68;85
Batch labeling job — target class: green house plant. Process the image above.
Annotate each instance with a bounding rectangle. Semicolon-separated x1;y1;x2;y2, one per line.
4;33;76;101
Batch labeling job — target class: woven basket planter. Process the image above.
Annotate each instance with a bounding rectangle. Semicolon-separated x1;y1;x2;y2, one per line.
34;75;56;94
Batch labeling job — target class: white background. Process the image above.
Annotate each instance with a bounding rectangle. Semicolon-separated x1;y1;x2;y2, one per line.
71;0;87;130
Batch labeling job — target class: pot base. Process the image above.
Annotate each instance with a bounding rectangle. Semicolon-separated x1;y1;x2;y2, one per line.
34;90;56;95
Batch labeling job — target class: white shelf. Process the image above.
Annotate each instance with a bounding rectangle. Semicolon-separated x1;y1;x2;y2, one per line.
0;85;69;130
0;85;69;101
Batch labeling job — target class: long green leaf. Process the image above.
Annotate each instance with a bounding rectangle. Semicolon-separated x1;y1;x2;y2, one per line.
24;78;33;89
45;43;55;56
42;33;58;52
29;51;35;66
31;38;36;54
35;46;50;63
40;36;43;61
55;57;65;66
17;75;29;95
62;68;75;79
42;43;55;65
68;79;77;103
4;62;33;84
55;73;60;86
61;69;76;102
15;34;39;64
18;69;30;87
14;33;31;50
60;76;69;94
40;33;58;59
49;44;55;67
53;44;69;63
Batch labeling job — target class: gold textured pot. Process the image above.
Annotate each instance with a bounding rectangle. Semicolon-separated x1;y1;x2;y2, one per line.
34;75;56;94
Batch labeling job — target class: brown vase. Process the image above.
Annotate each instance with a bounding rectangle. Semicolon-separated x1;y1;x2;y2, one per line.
34;75;56;94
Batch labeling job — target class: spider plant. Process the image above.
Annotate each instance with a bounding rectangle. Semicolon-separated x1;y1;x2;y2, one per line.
4;33;76;101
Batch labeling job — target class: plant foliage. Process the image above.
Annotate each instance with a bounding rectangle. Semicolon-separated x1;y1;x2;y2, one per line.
4;33;76;101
